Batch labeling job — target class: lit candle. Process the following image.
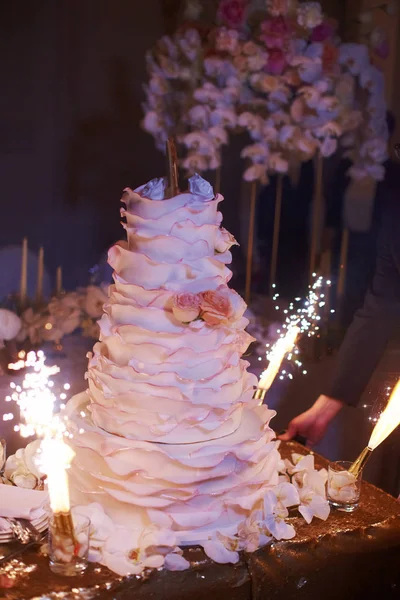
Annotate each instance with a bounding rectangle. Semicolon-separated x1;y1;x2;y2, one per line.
20;237;28;308
36;246;44;304
257;325;300;395
56;266;63;296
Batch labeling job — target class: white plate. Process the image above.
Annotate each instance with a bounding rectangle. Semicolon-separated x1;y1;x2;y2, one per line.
0;516;48;543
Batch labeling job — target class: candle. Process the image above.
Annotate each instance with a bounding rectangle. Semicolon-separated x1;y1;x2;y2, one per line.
258;325;300;392
36;246;44;304
56;266;63;296
20;237;28;308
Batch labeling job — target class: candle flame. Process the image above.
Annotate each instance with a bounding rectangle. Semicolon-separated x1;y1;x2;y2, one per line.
258;325;300;392
368;380;400;450
39;438;75;513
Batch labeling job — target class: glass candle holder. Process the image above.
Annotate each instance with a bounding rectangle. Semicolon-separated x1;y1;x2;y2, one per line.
48;512;90;576
327;460;362;512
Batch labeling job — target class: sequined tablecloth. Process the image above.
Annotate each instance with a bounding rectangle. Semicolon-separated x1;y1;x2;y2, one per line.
1;442;399;600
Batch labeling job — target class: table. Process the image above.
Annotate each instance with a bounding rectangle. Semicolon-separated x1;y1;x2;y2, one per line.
1;442;399;600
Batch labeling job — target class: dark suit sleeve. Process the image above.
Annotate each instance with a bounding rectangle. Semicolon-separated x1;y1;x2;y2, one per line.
324;225;400;406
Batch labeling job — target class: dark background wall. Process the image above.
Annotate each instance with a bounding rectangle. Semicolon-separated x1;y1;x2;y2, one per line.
0;0;364;292
0;0;166;289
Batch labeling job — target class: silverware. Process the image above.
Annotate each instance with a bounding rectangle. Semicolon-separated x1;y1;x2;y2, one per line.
5;518;32;544
0;531;47;566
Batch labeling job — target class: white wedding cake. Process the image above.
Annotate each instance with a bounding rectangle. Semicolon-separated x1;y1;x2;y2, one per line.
65;175;329;575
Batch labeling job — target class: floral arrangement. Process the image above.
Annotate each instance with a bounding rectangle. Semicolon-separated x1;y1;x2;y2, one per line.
17;285;109;347
143;0;388;183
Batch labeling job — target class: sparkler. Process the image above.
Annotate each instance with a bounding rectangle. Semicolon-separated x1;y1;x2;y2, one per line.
254;275;331;400
4;351;76;547
350;379;400;477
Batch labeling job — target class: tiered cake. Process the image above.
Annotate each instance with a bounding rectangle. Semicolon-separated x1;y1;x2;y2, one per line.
65;175;328;574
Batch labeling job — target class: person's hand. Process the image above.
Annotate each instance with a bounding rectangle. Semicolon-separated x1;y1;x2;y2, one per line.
279;395;344;446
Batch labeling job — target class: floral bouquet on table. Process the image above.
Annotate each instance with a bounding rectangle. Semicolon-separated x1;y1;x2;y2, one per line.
17;285;109;348
143;0;388;183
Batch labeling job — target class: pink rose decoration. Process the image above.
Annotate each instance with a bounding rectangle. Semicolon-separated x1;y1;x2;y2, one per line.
172;293;201;323
217;0;248;29
266;48;287;74
261;16;291;49
311;20;335;42
200;286;246;326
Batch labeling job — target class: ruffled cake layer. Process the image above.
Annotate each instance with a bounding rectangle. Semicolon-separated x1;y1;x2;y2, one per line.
66;393;280;545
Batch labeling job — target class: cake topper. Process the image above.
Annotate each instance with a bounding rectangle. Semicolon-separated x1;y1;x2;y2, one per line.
166;138;179;198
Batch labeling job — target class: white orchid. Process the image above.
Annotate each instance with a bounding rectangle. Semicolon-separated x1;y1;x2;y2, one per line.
263;490;296;540
298;487;330;524
203;533;240;564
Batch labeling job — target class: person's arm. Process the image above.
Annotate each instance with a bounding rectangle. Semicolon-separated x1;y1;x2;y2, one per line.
281;217;400;445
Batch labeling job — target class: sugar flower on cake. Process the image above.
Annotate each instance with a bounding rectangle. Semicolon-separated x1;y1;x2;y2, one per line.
138;177;168;200
200;286;246;326
263;487;297;540
188;173;215;199
297;2;323;30
172;292;202;323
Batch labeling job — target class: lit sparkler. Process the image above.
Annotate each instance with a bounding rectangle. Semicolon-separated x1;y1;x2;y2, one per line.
350;379;400;477
254;275;331;399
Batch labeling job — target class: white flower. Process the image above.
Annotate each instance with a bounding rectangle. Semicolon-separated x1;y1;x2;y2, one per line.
319;136;337;157
73;504;115;562
360;138;388;163
210;107;237;128
194;83;223;105
215;28;240;55
339;43;369;76
209;126;229;146
5;439;43;489
0;309;21;346
298;488;330;524
148;75;169;95
142;111;164;134
188;174;215;199
263;490;296;540
182;153;208;173
267;0;290;17
360;65;384;96
188;105;210;127
241;143;269;162
182;131;216;155
243;164;269;184
203;533;240;564
297;2;323;29
83;285;108;319
269;152;289;173
238;112;264;139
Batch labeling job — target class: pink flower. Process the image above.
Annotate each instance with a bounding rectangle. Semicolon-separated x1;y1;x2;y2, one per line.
200;286;246;326
311;20;335;42
172;293;201;323
266;0;289;17
215;27;240;54
266;48;287;74
261;16;291;50
217;0;248;29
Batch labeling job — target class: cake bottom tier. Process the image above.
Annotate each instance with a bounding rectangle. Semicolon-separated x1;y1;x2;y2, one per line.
66;392;281;545
3;442;400;600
